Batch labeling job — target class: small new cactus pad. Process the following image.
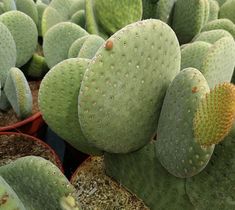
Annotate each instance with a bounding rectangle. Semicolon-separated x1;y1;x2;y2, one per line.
202;18;235;38
85;0;99;35
200;36;235;88
155;0;176;23
0;22;16;85
41;6;66;37
60;196;81;210
181;41;212;70
155;68;214;178
78;19;181;153
39;58;102;155
0;176;25;210
0;156;76;210
208;0;219;22
22;53;49;78
15;0;38;25
4;67;32;119
78;35;105;59
0;11;38;67
172;0;205;44
105;142;194;210
186;124;235;210
36;0;47;36
192;29;233;43
94;0;143;34
68;36;90;58
43;22;88;68
219;0;235;23
2;0;16;12
194;83;235;146
70;10;85;28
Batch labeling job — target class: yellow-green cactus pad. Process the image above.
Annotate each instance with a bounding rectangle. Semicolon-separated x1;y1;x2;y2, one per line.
4;67;32;119
0;22;16;85
94;0;143;34
0;11;38;67
15;0;38;26
219;0;235;23
0;156;76;210
202;18;235;38
39;58;102;155
43;22;88;68
78;19;181;153
156;68;214;178
194;83;235;146
186;124;235;210
0;176;25;210
172;0;205;44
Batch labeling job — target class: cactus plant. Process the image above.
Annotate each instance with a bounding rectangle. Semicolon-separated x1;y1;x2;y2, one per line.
0;10;38;67
155;0;176;24
68;35;90;58
155;68;214;178
85;0;99;35
2;0;16;12
219;0;235;23
70;10;85;28
78;19;180;153
43;22;88;68
208;0;219;22
39;58;102;155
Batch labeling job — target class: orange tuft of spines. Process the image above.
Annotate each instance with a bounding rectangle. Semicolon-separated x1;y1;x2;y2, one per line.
194;83;235;147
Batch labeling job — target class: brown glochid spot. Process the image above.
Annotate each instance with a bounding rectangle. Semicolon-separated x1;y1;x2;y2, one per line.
105;40;113;50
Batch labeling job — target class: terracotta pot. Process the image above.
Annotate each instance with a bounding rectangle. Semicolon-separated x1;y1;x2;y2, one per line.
0;112;45;137
0;132;63;172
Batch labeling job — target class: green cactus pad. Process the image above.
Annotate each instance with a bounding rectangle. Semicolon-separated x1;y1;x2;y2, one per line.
156;68;214;178
181;41;212;70
70;10;85;28
172;0;205;43
68;36;90;58
186;124;235;210
69;0;85;16
85;0;99;35
194;83;235;146
142;0;158;19
0;156;76;210
192;29;233;43
49;0;71;18
78;19;181;153
202;18;235;38
36;0;47;37
22;53;49;78
208;0;219;22
0;176;25;210
0;11;38;67
200;36;235;88
43;22;88;68
15;0;38;25
0;22;16;85
4;67;32;119
2;0;16;12
219;0;235;23
215;0;227;6
0;91;11;111
202;0;210;26
94;0;143;34
39;58;102;155
105;142;194;209
78;35;105;59
155;0;176;23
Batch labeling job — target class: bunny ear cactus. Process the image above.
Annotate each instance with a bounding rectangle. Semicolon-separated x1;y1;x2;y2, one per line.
194;83;235;146
2;0;16;12
39;58;102;155
43;22;88;68
68;35;89;58
78;19;181;153
93;0;143;35
155;68;214;178
155;0;176;24
70;10;85;28
4;67;32;119
0;156;77;210
208;0;219;22
0;11;38;67
219;0;235;23
85;0;99;35
0;176;25;210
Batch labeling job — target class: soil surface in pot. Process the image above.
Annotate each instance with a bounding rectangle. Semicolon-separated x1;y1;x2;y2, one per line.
71;156;149;210
0;133;60;169
0;81;40;127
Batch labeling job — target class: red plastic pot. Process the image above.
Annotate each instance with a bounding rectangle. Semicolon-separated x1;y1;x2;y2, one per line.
0;132;63;173
0;112;45;137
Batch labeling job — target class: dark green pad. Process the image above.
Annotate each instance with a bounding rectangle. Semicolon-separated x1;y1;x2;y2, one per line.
155;0;176;24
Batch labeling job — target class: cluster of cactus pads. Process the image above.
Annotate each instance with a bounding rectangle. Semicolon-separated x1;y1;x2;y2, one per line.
1;0;235;209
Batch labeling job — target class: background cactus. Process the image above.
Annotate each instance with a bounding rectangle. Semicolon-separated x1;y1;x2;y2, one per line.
219;0;235;23
78;19;181;153
208;0;219;22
